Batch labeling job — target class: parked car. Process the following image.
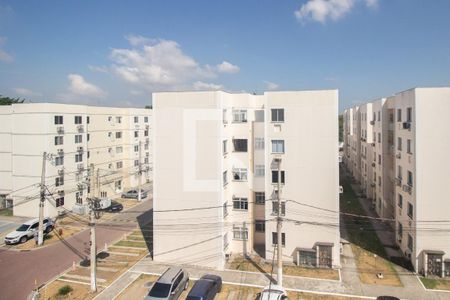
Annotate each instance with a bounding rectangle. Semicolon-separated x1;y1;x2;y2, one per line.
186;274;222;300
376;297;400;300
122;189;147;199
255;285;288;300
145;267;189;300
4;217;54;244
104;200;123;213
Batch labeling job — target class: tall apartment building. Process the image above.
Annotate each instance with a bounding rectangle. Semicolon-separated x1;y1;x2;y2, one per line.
343;87;450;277
0;103;152;218
153;90;340;270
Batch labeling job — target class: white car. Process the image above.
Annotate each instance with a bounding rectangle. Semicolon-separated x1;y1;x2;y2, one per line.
4;217;54;245
256;285;288;300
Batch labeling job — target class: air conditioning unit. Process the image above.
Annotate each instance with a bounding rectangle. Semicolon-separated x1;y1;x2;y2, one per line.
402;122;411;130
146;152;149;157
372;162;376;167
274;158;282;164
77;163;84;171
339;186;344;194
77;124;84;132
371;143;375;147
145;124;149;129
338;156;343;163
57;169;64;176
402;184;412;194
77;183;84;190
146;137;150;143
57;149;64;155
371;183;376;188
77;146;83;153
57;190;65;196
57;126;64;134
396;153;401;159
395;177;402;186
370;120;375;125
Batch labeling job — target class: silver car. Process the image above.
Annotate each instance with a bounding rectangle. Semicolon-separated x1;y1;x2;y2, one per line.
145;267;189;300
4;217;54;244
122;189;147;199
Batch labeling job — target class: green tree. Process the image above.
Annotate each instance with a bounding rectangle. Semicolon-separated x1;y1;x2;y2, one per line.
0;95;25;105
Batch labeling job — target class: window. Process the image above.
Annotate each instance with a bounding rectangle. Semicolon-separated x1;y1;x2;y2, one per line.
87;151;90;159
271;109;284;122
115;180;122;191
407;139;412;154
76;191;83;204
223;171;228;186
233;226;248;240
144;116;148;123
407;234;413;251
116;161;123;169
116;116;122;123
271;140;285;153
108;116;112;122
55;156;64;166
378;133;381;143
255;110;264;122
398;222;403;238
398;194;403;208
134;160;139;166
255;220;265;232
75;134;82;144
116;132;122;139
87;134;90;142
397;137;402;151
134;131;139;138
232;109;247;123
55;197;64;207
397;165;402;179
223;140;227;155
271;170;285;184
255;192;265;204
407;171;413;186
406;107;412;122
299;250;317;267
378;176;381;186
74;116;82;124
232;168;248;181
255;165;265;177
407;203;413;219
377;111;381;121
397;109;402;122
233;198;248;210
233;139;248;152
87;116;90;124
145;143;149;150
144;130;148;137
54;115;63;125
144;157;149;164
75;153;83;163
134;145;139;152
254;138;264;150
271;201;285;216
272;232;286;246
116;146;123;153
55;176;64;187
222;109;227;124
378;154;381;165
134;116;139;123
54;136;63;145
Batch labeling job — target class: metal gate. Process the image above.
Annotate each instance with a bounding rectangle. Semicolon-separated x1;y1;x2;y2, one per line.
318;245;332;268
427;254;443;276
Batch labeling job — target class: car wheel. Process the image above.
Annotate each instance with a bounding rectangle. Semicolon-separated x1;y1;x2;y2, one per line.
46;226;53;233
20;236;27;244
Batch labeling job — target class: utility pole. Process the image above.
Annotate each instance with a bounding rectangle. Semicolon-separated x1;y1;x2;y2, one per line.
138;140;142;202
276;160;283;287
38;152;47;246
88;163;97;292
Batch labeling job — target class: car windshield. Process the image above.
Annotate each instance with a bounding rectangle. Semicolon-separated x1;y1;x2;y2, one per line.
148;282;171;298
16;224;30;231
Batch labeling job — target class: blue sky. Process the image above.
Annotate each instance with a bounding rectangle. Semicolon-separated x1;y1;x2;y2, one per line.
0;0;449;111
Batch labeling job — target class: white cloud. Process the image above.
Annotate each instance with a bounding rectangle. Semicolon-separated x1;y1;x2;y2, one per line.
0;36;13;63
107;37;237;90
13;88;42;97
295;0;378;24
67;74;106;98
216;61;240;74
88;65;109;73
193;81;224;91
264;81;279;91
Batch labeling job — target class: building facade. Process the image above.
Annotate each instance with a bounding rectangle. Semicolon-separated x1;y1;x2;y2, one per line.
153;90;340;270
0;103;152;218
343;87;450;277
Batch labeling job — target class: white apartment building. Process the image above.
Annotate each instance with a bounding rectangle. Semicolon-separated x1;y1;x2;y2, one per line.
153;90;340;270
0;103;152;218
343;87;450;277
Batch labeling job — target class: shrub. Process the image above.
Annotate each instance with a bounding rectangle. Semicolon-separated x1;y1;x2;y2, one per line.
57;285;73;296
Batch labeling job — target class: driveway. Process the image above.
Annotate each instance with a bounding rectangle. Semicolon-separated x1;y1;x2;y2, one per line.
0;200;152;300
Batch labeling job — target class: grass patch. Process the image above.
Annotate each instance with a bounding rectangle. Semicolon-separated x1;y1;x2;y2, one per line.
114;240;147;248
228;256;339;280
420;277;450;291
0;208;13;216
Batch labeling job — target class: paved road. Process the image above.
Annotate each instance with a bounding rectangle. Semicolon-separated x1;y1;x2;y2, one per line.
0;200;152;300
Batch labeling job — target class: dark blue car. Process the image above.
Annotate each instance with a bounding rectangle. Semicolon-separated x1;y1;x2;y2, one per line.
186;274;222;300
